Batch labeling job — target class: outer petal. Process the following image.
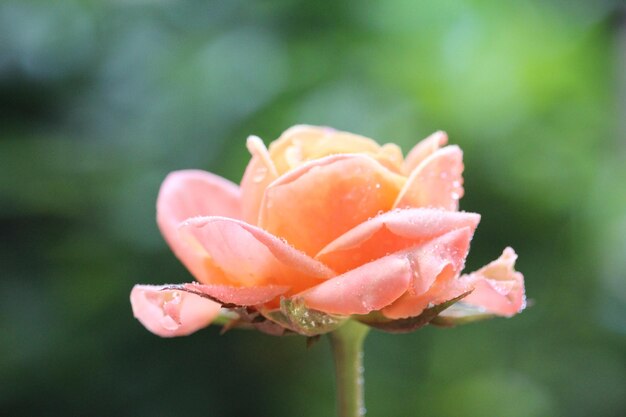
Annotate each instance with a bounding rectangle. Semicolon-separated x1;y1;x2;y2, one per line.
454;247;526;316
316;208;480;273
157;170;242;282
382;227;474;319
404;131;448;174
299;253;413;315
178;216;335;294
268;125;383;174
394;145;464;211
240;136;279;225
258;154;406;256
182;283;289;306
130;284;221;337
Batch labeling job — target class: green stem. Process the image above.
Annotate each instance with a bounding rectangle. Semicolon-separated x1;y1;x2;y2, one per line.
328;320;371;417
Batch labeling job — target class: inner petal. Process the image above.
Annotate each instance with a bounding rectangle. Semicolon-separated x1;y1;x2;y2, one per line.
240;136;279;225
268;125;383;175
394;145;464;211
258;154;406;257
404;131;448;174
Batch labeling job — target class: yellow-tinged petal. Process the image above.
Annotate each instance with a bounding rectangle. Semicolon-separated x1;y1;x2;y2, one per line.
240;136;279;225
267;125;405;174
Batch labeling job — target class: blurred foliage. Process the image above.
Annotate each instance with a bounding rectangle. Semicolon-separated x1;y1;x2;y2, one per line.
1;0;625;416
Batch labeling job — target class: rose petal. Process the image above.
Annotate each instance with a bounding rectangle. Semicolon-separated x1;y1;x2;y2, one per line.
299;253;413;315
379;143;405;167
455;247;526;316
240;136;279;225
316;208;480;273
182;283;289;306
157;170;242;281
394;145;464;211
258;154;406;256
381;227;474;319
130;284;221;337
178;216;335;294
374;143;406;173
404;131;448;174
268;125;383;174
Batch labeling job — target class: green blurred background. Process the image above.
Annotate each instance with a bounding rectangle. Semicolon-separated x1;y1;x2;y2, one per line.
1;0;625;416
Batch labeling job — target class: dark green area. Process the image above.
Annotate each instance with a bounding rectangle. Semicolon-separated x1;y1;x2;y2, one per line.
1;1;625;416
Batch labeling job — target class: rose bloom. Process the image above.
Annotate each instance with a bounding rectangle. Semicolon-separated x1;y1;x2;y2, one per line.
131;126;525;337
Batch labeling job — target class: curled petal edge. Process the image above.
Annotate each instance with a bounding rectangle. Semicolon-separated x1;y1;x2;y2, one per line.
435;247;526;323
130;284;221;337
178;216;335;289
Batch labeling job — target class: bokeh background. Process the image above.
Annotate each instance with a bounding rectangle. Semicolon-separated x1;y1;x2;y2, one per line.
1;0;625;416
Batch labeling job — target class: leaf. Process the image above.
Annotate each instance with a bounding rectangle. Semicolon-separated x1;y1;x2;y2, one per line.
356;291;472;333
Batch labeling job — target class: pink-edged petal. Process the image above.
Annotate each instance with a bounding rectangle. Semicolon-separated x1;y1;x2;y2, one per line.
394;145;464;211
316;208;480;274
157;170;242;281
382;227;474;319
240;136;279;225
456;247;526;316
299;253;413;315
258;154;406;256
130;284;221;337
182;283;289;306
178;216;335;293
404;131;448;174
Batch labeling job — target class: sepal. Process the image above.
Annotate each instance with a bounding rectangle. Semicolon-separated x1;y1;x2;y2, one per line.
263;297;347;336
355;291;471;333
429;302;495;327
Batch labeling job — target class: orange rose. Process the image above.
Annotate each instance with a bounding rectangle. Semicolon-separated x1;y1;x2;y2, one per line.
130;126;525;337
